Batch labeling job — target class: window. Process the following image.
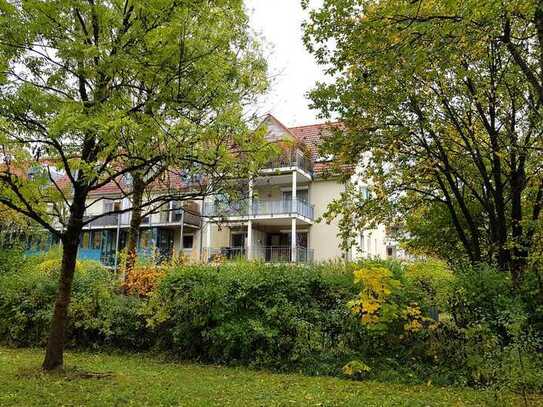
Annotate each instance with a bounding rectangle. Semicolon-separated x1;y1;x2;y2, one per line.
231;233;246;248
104;201;121;213
282;189;309;203
183;235;194;249
139;229;152;248
173;201;183;222
92;232;102;250
360;234;364;252
81;232;90;249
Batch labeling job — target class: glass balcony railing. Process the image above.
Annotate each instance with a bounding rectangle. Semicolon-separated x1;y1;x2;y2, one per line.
203;198;314;220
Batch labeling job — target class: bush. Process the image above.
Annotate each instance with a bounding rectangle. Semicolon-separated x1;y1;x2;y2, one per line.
449;264;526;332
0;254;151;350
0;248;26;275
0;252;541;392
146;262;360;374
342;360;371;380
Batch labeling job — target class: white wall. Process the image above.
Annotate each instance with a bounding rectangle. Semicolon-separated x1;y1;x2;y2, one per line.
309;179;345;262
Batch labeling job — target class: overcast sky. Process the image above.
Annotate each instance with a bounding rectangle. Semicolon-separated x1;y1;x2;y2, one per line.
246;0;326;128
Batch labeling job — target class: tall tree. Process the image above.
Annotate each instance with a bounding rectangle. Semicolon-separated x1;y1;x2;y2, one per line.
303;0;543;285
0;0;268;370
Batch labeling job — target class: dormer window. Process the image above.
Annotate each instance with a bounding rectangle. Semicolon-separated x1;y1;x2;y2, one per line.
123;173;133;186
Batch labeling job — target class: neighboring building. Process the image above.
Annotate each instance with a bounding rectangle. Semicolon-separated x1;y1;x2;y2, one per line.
17;114;397;265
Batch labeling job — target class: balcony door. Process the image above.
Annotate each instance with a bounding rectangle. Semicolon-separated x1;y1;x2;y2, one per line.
231;232;246;248
229;232;246;259
157;229;174;261
282;189;309;203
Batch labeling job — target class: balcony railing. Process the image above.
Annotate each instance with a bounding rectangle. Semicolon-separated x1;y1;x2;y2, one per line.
262;149;313;175
202;246;314;264
83;209;200;229
203;198;314;220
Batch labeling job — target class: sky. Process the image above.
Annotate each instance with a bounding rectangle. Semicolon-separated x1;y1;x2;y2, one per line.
246;0;326;128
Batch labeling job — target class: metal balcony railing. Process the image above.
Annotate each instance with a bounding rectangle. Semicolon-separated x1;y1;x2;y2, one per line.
252;246;314;263
83;209;201;229
262;149;313;175
202;246;314;264
203;198;314;220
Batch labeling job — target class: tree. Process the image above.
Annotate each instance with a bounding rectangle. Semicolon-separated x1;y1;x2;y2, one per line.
0;0;269;370
0;203;36;248
303;0;543;286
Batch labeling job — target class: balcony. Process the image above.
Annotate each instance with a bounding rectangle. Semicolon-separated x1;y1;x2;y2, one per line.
83;209;200;229
203;246;314;264
262;149;313;176
203;198;314;221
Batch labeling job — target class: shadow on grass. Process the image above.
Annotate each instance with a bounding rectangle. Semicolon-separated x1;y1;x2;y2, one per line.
16;366;115;381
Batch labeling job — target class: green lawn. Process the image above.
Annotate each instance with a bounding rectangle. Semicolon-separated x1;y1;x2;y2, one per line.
0;347;539;406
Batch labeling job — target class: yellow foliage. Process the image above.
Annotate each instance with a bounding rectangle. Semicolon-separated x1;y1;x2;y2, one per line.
36;258;91;276
350;265;436;334
350;266;401;326
122;264;165;297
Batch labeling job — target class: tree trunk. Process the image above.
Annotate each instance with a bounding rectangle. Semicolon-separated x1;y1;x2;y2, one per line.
510;165;527;289
42;196;86;371
124;173;145;273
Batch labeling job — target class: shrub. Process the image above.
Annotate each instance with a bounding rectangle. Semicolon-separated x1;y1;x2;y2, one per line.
1;252;540;392
342;360;371;380
121;263;167;297
0;248;26;275
0;254;151;350
404;260;454;313
448;265;528;333
146;262;359;374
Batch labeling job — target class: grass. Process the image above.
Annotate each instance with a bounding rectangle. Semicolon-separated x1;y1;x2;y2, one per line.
1;347;540;406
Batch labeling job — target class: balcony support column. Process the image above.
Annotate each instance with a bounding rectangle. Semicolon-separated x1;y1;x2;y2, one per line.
114;214;121;271
291;218;297;262
247;220;253;260
291;170;297;213
247;178;254;261
291;170;297;262
248;178;254;216
206;219;212;262
179;208;184;253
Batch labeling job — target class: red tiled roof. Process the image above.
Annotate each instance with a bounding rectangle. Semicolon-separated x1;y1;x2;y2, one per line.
288;121;343;176
23;118;345;197
51;171;196;197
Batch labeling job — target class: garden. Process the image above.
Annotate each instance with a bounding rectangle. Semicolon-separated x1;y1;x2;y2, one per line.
1;248;542;405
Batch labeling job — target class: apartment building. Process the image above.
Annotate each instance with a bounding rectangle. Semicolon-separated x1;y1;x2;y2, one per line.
19;114;394;265
199;114;391;263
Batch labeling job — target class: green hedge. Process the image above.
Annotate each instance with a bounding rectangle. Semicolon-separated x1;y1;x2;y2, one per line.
0;254;150;350
0;256;361;375
146;262;360;373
